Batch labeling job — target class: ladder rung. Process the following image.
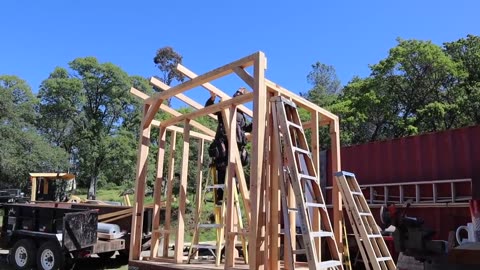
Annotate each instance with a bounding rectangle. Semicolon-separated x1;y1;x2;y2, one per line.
191;244;218;249
317;260;342;269
298;173;317;181
377;256;392;262
292;147;311;157
359;212;372;216
305;202;326;208
205;184;225;189
368;234;383;238
311;231;334;238
287;207;298;212
286;121;303;131
292;249;306;255
351;191;363;196
198;224;223;229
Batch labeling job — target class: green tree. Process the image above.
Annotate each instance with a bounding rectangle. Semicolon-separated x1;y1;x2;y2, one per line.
37;58;147;199
369;38;463;136
153;47;185;106
0;75;68;189
444;35;480;124
333;38;466;146
301;62;341;108
153;47;185;86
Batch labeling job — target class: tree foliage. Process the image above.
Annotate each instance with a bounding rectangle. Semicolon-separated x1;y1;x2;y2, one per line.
0;75;68;188
304;35;480;147
153;47;185;86
37;58;150;199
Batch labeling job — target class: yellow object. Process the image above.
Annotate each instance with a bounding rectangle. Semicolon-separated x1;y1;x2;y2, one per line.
29;172;76;202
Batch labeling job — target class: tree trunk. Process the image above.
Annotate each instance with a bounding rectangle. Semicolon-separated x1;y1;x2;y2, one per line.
87;175;97;200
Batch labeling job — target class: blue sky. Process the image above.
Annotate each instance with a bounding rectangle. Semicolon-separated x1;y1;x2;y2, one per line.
1;1;478;108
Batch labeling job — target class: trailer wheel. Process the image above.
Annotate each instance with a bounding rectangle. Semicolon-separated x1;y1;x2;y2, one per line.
10;238;37;270
36;241;64;270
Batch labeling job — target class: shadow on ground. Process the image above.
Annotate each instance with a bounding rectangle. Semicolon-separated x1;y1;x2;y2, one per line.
0;254;129;270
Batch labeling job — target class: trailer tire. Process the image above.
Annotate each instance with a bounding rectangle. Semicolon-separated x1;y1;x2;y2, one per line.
10;238;37;270
36;241;64;270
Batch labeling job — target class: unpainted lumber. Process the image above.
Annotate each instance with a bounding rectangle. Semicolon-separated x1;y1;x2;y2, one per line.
150;126;167;259
249;51;267;270
163;130;177;257
129;104;152;261
173;119;190;263
130;87;215;137
176;64;253;117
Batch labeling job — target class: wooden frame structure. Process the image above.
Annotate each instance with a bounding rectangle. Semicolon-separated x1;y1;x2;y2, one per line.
129;51;343;270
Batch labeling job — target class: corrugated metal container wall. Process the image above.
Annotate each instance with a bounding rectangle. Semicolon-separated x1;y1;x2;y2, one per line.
327;125;480;197
325;125;480;240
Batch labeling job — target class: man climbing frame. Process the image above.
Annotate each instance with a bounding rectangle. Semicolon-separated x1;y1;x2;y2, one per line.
206;87;252;205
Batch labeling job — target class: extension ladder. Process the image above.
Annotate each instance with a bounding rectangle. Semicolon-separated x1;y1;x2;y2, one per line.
271;96;343;270
187;164;248;266
335;171;396;270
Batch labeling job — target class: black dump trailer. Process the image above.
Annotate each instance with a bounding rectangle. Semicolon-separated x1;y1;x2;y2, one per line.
0;204;125;270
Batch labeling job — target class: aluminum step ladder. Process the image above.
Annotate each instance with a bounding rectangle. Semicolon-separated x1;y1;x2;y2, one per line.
271;96;343;270
335;171;396;270
187;163;248;266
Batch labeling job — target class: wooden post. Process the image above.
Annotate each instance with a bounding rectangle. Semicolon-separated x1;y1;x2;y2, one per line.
330;119;343;256
225;107;237;267
311;111;321;258
268;97;280;270
30;177;36;201
191;138;204;259
174;119;190;263
249;51;267;270
130;103;153;261
163;131;177;257
150;126;167;259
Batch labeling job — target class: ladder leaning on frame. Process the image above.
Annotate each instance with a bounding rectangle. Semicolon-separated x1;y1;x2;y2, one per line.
271;96;344;270
335;171;396;270
187;163;248;266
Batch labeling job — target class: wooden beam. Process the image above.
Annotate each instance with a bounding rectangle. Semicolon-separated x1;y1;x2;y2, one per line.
30;177;36;201
176;64;253;117
174;120;190;263
162;130;177;257
269;94;280;270
160;92;254;128
224;107;237;267
143;98;164;128
249;52;267;270
150;126;167;259
233;67;338;121
150;77;217;120
191;138;204;259
145;53;257;104
330;119;343;258
164;125;213;141
130;87;215;137
311;111;321;258
129;104;151;261
303;119;332;129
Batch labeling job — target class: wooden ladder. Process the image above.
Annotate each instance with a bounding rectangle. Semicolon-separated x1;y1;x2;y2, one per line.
187;164;248;266
335;171;396;270
271;96;343;270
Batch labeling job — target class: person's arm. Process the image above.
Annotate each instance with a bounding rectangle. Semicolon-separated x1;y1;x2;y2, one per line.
205;93;215;107
205;91;222;119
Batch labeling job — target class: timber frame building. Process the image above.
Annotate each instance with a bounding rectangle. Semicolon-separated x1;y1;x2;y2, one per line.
128;51;343;270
